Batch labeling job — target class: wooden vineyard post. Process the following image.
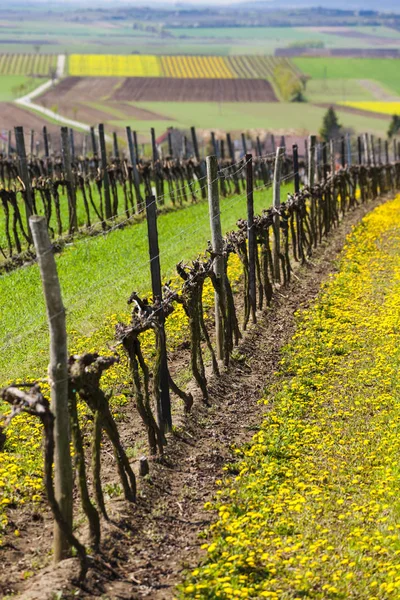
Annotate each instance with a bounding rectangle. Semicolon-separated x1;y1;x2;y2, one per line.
370;135;376;166
357;136;363;165
98;124;112;219
246;154;256;324
133;130;140;163
340;137;346;168
364;133;371;166
69;128;75;163
272;146;284;283
126;126;142;212
211;131;218;157
14;126;33;239
207;154;225;362
168;129;173;157
29;215;73;561
113;132;120;160
293;144;300;194
191;126;200;163
30;129;35;158
145;195;172;432
7;130;11;157
308;134;317;248
241;133;247;157
90;126;97;157
61;127;78;233
346;133;352;167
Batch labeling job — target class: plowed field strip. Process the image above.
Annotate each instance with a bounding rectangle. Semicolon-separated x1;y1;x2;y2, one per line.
112;77;278;102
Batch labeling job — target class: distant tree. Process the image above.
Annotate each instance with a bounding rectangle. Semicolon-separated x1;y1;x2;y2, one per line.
320;106;342;142
388;115;400;139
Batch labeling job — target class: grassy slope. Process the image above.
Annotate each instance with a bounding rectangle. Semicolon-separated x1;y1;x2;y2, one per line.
305;78;376;103
180;193;400;599
113;101;389;136
0;75;44;102
294;57;400;96
0;183;292;384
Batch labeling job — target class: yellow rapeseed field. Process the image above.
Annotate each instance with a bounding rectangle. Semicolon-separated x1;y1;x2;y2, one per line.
180;195;400;599
340;101;400;116
69;54;162;77
161;55;235;79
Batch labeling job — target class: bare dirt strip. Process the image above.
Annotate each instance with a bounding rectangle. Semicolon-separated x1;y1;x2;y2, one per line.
112;77;278;103
314;102;391;120
0;194;389;600
357;79;400;102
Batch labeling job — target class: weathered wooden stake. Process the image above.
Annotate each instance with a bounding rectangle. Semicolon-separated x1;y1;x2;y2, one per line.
61;126;78;233
191;126;200;163
246;154;256;323
145;195;172;431
69;128;75;163
98;124;112;219
14;126;33;237
293;144;300;193
273;147;285;282
113;132;120;160
90;126;98;157
29;215;73;562
43;126;49;158
207;155;225;361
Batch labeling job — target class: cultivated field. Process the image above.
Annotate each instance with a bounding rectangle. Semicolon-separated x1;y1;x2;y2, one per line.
0;53;57;76
112;77;277;102
68;53;300;80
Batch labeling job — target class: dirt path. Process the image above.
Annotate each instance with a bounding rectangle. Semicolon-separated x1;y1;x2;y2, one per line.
357;79;400;101
9;195;391;600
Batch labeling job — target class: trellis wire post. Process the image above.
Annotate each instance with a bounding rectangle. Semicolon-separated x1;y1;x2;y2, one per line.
61;126;78;233
98;124;112;219
133;130;140;163
211;131;218;157
346;133;352;167
29;215;73;562
272;146;284;283
241;133;247;157
340;137;346;168
293;144;300;193
14;126;33;239
43;126;49;158
357;136;363;165
90;126;98;157
145;195;172;432
246;153;257;324
370;135;376;166
113;132;120;159
30;129;35;158
207;154;225;361
126;126;141;211
168;129;173;157
7;130;11;158
364;133;371;166
69;128;75;163
191;126;200;163
308;135;317;247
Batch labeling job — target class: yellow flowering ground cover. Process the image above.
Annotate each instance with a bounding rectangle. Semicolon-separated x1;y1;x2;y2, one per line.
339;101;400;116
180;195;400;599
0;255;242;546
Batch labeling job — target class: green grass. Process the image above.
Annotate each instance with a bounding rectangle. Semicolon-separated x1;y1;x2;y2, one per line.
294;57;400;96
112;101;390;137
305;78;377;103
0;182;293;384
0;75;45;102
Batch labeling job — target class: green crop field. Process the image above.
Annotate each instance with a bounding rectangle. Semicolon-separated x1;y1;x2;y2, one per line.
107;101;390;137
304;78;378;104
294;58;400;96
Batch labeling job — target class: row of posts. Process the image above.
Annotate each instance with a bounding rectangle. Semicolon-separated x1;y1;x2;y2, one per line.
28;126;398;561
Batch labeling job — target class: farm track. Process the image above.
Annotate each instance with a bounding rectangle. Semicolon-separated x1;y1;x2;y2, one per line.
3;194;389;600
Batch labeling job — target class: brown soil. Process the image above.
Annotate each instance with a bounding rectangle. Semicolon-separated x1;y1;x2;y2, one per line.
319;27;400;45
0;103;84;151
112;77;278;103
37;77;170;125
0;195;390;600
